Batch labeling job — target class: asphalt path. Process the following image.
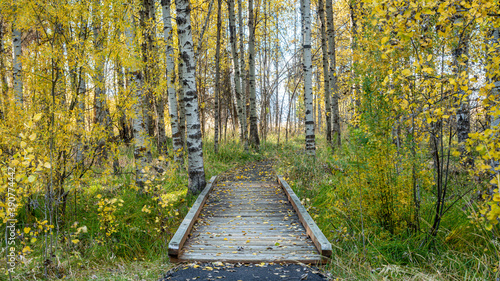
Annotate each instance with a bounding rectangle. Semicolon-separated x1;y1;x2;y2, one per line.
161;262;330;281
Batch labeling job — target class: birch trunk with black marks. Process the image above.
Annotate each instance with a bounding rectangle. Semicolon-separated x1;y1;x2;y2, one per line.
125;11;149;188
318;0;331;143
0;13;7;119
453;28;471;165
116;58;133;144
301;0;315;155
177;36;187;151
248;0;260;148
238;0;248;150
13;22;23;106
228;0;244;145
140;0;156;138
176;0;206;194
326;0;340;147
162;0;184;164
214;0;222;154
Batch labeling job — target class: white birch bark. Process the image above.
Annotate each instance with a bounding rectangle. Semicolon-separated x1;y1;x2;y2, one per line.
175;0;207;193
13;23;23;106
326;0;341;146
248;0;260;147
301;0;315;155
125;10;149;188
214;0;222;154
238;0;248;150
228;0;244;144
161;0;184;164
318;0;331;143
453;35;470;163
0;13;7;119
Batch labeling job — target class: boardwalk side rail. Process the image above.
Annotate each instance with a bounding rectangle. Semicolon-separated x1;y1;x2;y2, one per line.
168;176;218;257
277;175;332;258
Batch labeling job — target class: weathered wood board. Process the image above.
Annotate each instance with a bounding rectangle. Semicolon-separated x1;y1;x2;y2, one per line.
169;177;331;264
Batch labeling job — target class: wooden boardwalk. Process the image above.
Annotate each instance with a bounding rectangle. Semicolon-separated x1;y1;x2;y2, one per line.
168;173;331;264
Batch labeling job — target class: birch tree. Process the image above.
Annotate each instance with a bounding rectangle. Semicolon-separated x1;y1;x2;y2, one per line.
248;0;260;148
238;0;248;150
326;0;340;146
301;0;315;155
13;20;23;106
318;0;331;143
125;9;149;188
176;0;206;193
161;0;184;164
228;0;244;146
214;0;222;153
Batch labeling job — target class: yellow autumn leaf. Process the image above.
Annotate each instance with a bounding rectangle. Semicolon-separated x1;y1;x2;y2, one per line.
33;113;42;121
28;175;36;183
401;69;411;76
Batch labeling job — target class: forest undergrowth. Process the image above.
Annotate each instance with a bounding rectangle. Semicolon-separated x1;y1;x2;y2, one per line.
1;132;499;280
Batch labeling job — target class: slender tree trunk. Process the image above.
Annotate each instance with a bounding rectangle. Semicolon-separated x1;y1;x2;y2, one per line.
214;0;222;153
228;0;244;146
176;0;206;193
195;0;214;58
248;0;260;148
13;22;23;106
275;18;280;132
238;0;248;150
162;0;184;164
138;0;155;138
125;11;149;188
178;56;187;151
116;58;133;144
0;13;7;119
301;0;315;155
319;0;331;142
326;0;340;146
453;30;471;165
76;68;86;168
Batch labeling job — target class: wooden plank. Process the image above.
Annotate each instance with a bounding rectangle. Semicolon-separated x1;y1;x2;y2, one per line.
183;243;316;250
168;176;217;257
277;175;332;258
177;252;323;263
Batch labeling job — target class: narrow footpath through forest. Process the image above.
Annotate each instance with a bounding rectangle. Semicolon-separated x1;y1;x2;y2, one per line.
162;161;330;280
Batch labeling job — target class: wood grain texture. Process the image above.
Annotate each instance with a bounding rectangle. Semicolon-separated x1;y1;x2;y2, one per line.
168;176;217;256
169;174;330;264
277;175;332;257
